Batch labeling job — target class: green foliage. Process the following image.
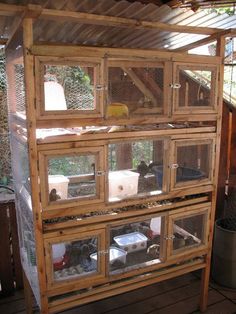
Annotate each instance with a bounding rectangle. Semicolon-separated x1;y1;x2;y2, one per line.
48;155;95;176
205;7;235;16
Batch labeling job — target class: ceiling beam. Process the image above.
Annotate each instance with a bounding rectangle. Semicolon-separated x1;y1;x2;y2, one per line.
40;8;222;35
0;3;25;16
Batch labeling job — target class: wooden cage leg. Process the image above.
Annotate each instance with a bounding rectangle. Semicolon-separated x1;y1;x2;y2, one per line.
199;260;210;312
23;270;34;314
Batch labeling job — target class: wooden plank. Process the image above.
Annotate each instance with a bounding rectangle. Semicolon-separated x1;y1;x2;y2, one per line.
35;115;218;128
0;203;15;295
22;18;49;313
61;273;199;314
228;110;236;194
216;103;230;218
49;262;205;313
40;8;221;35
23;271;33;314
149;289;226;314
43;196;209;231
30;45;221;65
8;201;23;289
200;34;225;313
0;3;25;16
37;127;216;147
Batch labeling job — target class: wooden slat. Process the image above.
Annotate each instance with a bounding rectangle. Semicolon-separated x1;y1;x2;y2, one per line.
199;34;225;313
0;3;25;16
31;45;222;64
216;103;230;218
0;203;15;295
228;110;236;194
39;8;221;35
8;202;23;289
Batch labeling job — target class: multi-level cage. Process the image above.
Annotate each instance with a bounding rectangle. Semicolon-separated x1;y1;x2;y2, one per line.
5;17;224;314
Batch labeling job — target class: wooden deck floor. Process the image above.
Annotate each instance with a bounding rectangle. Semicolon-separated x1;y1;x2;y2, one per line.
0;272;235;314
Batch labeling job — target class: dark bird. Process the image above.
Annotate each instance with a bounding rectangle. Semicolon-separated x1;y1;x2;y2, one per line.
49;188;61;202
137;161;149;177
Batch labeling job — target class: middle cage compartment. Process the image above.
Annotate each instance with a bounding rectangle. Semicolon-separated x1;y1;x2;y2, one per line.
38;132;215;212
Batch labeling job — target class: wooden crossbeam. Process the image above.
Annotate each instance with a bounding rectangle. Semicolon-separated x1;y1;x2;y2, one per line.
0;3;225;37
40;8;221;35
0;3;25;16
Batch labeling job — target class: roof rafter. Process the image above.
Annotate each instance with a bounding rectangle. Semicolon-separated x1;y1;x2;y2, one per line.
0;3;226;37
40;8;221;35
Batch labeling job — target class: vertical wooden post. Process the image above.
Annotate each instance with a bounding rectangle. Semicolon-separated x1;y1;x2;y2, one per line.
23;18;48;313
216;103;230;218
23;270;34;314
0;202;15;295
9;201;23;289
199;35;225;312
228;110;236;194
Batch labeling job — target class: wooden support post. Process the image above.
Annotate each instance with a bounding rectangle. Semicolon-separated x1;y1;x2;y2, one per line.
216;103;230;218
199;35;225;312
0;202;15;295
228;110;236;194
9;201;23;289
23;18;49;313
23;271;34;314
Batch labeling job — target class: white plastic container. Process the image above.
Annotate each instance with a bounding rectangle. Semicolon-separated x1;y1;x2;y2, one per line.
48;175;69;199
114;232;148;253
90;247;127;265
108;170;139;199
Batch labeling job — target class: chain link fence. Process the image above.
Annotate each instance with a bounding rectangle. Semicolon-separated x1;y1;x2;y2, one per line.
0;49;12;186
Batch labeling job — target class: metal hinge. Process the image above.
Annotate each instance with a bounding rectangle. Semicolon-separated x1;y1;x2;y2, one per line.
170;83;181;89
170;163;179;169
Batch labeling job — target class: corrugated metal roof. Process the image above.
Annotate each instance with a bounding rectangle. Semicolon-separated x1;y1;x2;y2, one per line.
0;0;236;49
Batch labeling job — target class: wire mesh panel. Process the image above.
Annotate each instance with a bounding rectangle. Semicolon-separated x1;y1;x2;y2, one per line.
0;50;11;185
39;147;104;209
45;229;106;290
15;191;40;307
170;210;208;255
107;64;164;118
39;61;102;115
109;215;165;275
108;139;165;202
14;63;26;114
171;139;213;188
173;63;218;113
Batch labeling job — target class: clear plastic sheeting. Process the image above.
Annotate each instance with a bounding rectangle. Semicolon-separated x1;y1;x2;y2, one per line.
15;191;40;307
10;136;31;193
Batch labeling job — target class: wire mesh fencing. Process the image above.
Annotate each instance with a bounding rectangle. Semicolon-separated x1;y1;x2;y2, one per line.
0;49;12;186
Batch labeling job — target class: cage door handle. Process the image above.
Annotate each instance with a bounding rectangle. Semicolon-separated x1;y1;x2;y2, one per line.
98;250;109;255
96;85;107;91
170;83;181;89
170;163;179;169
164;235;175;240
96;170;106;176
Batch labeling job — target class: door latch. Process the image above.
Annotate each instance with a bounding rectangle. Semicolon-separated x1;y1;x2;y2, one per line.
170;83;181;89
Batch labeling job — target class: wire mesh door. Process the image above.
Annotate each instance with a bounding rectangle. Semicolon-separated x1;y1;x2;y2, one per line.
107;61;166;119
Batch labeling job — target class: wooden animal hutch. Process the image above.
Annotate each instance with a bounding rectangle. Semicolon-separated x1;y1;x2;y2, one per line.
5;4;229;314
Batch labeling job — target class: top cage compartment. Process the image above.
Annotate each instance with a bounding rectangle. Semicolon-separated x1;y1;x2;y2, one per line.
34;56;219;124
